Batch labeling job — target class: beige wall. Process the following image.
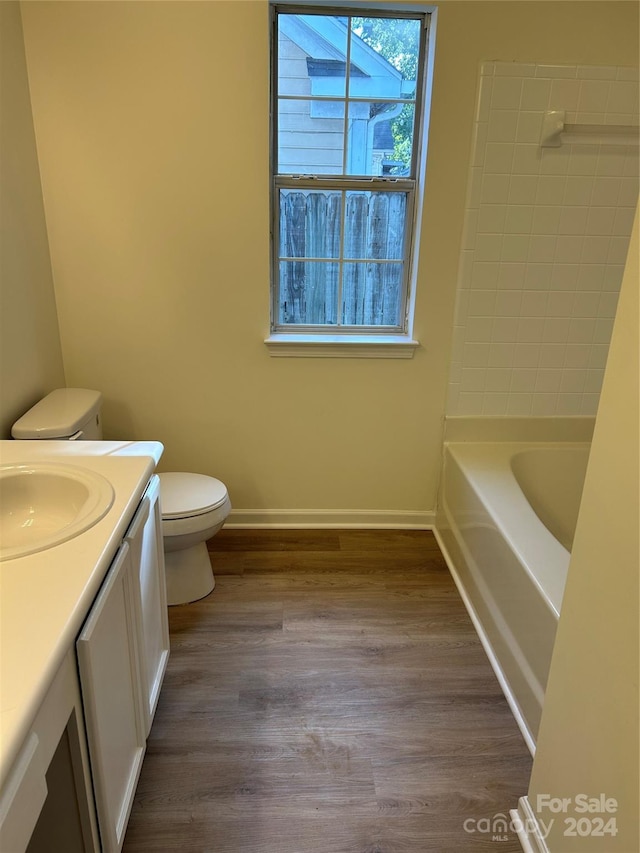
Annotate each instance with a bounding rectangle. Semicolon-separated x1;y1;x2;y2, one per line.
527;208;638;851
0;2;65;439
19;1;639;513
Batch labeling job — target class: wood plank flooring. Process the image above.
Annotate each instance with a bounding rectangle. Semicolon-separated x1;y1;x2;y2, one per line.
123;530;532;853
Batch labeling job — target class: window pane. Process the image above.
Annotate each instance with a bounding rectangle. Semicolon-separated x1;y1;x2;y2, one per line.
342;262;403;326
279;261;339;325
345;102;415;176
278;100;345;175
279;190;342;259
349;16;421;94
343;192;407;259
384;104;414;176
278;14;348;97
276;13;421;178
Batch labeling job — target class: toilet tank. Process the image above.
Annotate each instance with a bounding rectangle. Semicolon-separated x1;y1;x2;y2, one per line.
11;389;103;440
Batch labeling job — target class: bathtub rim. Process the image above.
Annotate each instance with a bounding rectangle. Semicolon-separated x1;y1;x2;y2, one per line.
442;441;591;619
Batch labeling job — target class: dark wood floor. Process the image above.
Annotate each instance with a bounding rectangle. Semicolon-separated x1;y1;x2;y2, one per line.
123;530;532;853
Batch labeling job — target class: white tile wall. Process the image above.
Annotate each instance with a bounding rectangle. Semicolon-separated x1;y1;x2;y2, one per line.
448;62;639;417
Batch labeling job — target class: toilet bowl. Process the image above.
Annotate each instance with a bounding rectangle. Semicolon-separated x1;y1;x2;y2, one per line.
11;389;232;607
159;472;231;606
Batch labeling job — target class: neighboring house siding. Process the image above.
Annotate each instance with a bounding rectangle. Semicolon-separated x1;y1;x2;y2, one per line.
277;32;312;96
277;32;394;176
278;34;344;174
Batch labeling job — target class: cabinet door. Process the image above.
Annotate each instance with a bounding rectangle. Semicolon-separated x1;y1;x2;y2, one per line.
125;475;170;736
77;543;145;853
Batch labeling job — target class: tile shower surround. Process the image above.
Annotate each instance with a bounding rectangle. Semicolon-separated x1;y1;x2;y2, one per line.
447;62;639;417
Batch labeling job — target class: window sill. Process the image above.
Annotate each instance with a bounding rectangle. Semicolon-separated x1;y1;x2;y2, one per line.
264;334;420;359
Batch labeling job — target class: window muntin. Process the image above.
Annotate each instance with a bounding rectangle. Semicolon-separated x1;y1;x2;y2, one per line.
271;6;428;333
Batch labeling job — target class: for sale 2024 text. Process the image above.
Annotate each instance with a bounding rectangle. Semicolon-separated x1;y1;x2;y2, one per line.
537;793;618;839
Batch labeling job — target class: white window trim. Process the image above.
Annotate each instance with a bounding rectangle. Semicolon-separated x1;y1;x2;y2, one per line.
264;332;419;358
267;3;433;356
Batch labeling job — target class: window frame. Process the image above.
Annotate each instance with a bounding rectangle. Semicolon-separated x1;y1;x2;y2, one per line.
268;3;430;349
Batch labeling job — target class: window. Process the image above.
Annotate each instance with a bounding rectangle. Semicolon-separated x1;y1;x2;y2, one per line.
268;5;431;355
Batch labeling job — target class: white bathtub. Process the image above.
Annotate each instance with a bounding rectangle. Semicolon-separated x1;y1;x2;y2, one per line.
435;441;590;753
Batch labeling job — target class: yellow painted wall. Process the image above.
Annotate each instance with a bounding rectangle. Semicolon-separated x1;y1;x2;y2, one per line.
0;2;65;439
527;208;639;851
19;1;639;512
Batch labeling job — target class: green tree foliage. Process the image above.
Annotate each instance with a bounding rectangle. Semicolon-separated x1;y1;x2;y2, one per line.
351;16;419;82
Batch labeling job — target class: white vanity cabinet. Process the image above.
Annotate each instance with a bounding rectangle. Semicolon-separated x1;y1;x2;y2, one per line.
76;541;146;852
77;474;169;851
125;475;170;736
0;445;168;853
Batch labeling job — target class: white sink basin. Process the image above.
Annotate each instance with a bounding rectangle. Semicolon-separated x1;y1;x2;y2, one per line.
0;463;114;561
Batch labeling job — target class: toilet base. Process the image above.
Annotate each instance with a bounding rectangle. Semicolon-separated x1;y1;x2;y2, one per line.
164;541;215;605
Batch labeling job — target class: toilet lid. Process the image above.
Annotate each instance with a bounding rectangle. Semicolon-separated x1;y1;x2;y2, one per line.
159;472;228;519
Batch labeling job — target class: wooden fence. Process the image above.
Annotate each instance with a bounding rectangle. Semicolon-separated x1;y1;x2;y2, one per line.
278;190;407;326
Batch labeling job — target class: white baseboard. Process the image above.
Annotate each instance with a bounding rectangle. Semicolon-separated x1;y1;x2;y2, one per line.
510;797;550;853
226;508;434;529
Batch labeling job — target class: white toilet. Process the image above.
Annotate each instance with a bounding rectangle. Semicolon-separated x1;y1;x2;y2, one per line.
11;388;231;605
158;472;231;605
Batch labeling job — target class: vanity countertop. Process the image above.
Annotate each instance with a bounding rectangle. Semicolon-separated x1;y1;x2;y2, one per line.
0;440;164;785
